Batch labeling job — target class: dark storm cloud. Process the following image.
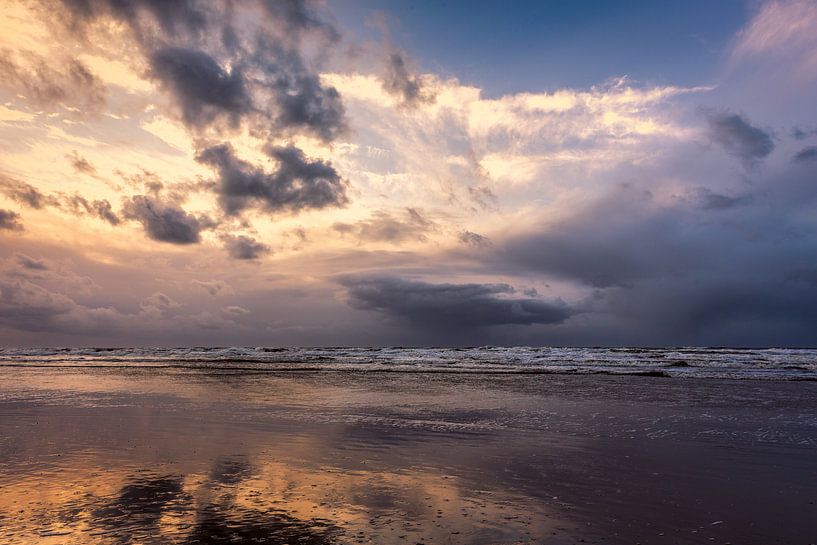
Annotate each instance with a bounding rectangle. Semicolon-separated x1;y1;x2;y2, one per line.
343;276;573;328
694;188;752;210
590;275;817;347
221;234;271;260
107;0;207;35
66;195;120;225
0;53;106;112
196;143;347;215
793;146;817;162
148;47;252;129
122;195;209;244
53;0;347;141
58;0;208;39
791;126;817;140
501;226;650;289
60;0;336;47
333;209;433;243
495;180;779;292
0;210;23;231
381;52;434;106
479;159;817;346
706;111;774;163
259;0;340;42
248;39;347;141
496;187;729;292
268;63;346;141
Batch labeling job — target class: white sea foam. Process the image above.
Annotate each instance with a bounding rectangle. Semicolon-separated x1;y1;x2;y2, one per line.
0;346;814;380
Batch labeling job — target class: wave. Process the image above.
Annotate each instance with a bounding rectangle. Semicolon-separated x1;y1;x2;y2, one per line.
0;347;815;380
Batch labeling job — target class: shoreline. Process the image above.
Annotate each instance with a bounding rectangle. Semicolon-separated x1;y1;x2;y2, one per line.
1;366;815;544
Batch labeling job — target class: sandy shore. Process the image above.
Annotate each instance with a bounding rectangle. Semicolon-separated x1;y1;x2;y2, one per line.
0;367;815;544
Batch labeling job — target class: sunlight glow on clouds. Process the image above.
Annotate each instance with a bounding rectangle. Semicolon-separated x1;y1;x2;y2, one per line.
0;0;816;346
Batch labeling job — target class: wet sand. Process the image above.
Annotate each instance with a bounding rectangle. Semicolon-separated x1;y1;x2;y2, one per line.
0;367;815;544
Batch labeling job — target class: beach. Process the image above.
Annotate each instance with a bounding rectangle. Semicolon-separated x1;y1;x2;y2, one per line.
0;351;816;544
3;1;817;542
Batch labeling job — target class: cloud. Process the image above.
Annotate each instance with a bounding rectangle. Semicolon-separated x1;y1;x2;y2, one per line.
0;209;23;231
1;254;97;295
148;46;252;130
138;291;180;316
259;0;340;43
122;195;209;244
285;226;308;245
54;0;347;141
794;146;817;162
472;157;817;346
67;151;96;175
196;143;347;216
57;0;209;40
1;0;814;347
458;231;491;247
343;276;573;328
332;208;433;244
500;218;655;289
494;181;760;292
253;39;348;141
706;111;774;163
0;277;120;333
65;195;120;225
222;305;250;315
0;176;120;225
381;52;435;106
221;234;271;260
1;177;120;225
0;251;249;341
15;254;48;271
791;126;817;140
732;0;817;63
187;310;236;330
0;52;106;112
0;177;60;209
694;188;752;210
722;1;817;112
323;72;705;221
192;279;234;296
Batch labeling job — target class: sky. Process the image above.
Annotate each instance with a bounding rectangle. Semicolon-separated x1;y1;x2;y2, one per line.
1;0;817;347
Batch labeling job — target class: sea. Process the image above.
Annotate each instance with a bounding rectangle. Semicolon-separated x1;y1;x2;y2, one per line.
1;346;815;380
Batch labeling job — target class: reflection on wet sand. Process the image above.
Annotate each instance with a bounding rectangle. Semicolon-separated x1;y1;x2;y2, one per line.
1;447;557;544
0;399;563;543
1;368;816;544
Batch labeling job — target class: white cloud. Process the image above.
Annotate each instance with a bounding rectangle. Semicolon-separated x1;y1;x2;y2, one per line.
732;0;817;60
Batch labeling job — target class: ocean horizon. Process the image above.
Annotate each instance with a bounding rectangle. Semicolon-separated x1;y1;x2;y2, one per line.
2;0;816;542
2;346;816;381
